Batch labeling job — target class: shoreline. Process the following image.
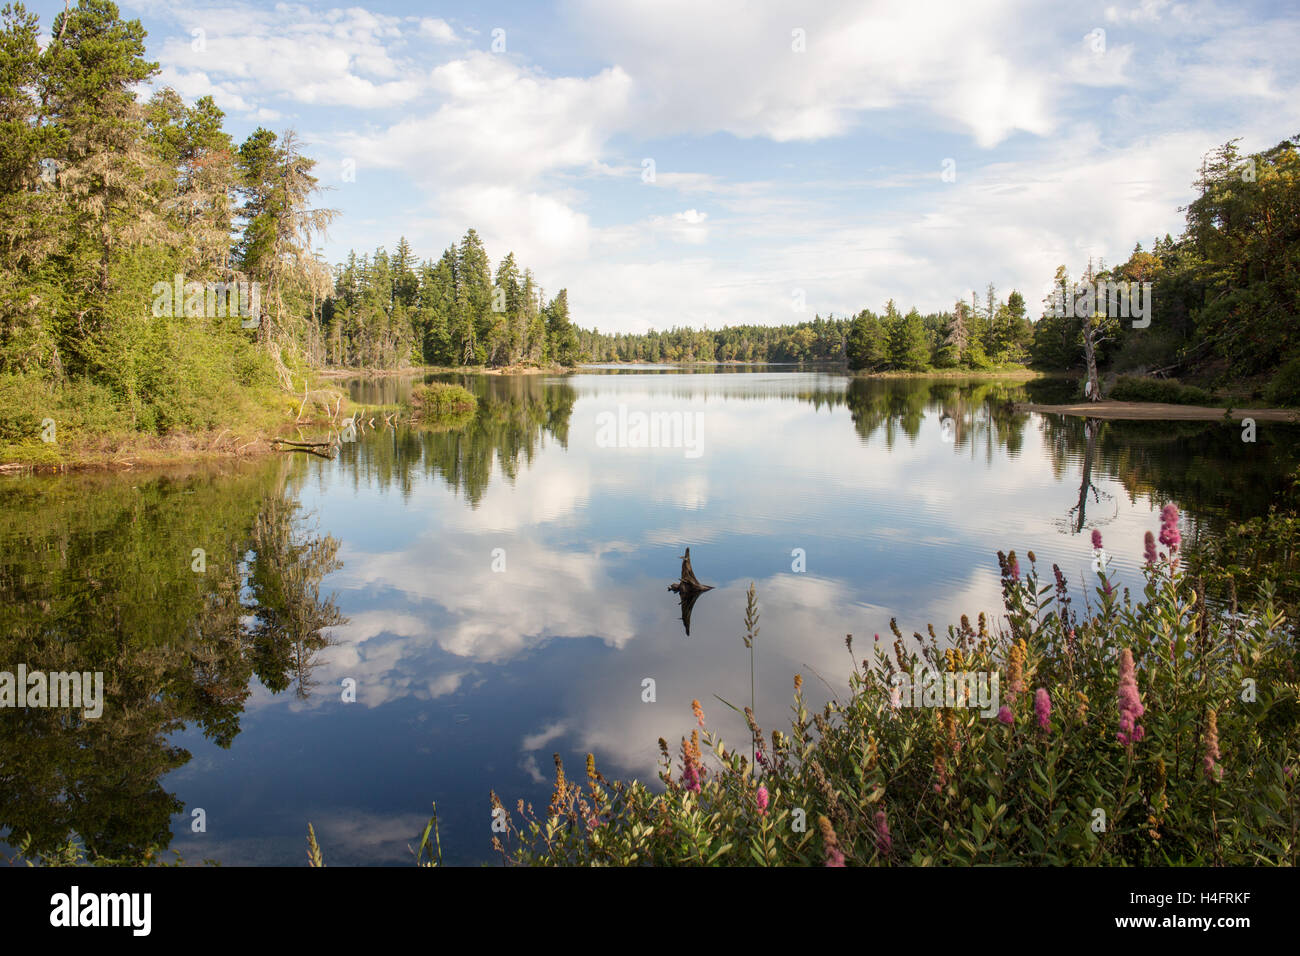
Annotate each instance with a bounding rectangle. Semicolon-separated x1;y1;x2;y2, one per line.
315;363;570;379
852;367;1045;380
0;432;281;476
1015;400;1300;422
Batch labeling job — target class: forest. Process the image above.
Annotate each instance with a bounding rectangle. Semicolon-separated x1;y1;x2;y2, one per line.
0;0;335;452
0;0;580;461
324;233;579;369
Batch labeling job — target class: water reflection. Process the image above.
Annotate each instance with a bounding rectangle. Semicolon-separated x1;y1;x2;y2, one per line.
2;371;1297;864
0;460;345;861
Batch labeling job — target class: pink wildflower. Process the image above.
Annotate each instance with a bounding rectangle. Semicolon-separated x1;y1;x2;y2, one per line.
681;760;702;792
874;810;892;856
756;785;769;816
1117;648;1146;746
1143;530;1158;565
1203;711;1221;781
1035;688;1051;731
1091;529;1103;550
819;816;845;867
997;706;1013;725
1158;503;1181;552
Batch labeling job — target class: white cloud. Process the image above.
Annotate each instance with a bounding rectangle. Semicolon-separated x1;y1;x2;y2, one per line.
340;55;632;184
568;0;1059;147
417;17;457;43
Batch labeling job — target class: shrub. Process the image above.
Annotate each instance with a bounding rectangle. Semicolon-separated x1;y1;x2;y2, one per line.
493;513;1299;866
409;382;477;420
1264;358;1300;407
1109;375;1215;406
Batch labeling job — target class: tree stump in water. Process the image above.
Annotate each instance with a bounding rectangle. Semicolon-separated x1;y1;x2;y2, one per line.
668;548;713;635
668;548;713;594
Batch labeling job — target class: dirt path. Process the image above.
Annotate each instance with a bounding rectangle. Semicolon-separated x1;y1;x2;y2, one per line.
1015;400;1300;422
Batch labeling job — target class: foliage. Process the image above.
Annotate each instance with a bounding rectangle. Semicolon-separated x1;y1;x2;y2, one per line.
1188;468;1300;636
1029;136;1300;399
494;518;1300;866
409;382;478;420
1265;358;1300;407
1109;375;1217;406
0;1;334;460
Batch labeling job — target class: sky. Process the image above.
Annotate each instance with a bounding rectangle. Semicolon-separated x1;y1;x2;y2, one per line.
32;0;1300;333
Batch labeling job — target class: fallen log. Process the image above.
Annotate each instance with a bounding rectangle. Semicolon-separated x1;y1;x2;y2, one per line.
270;438;335;450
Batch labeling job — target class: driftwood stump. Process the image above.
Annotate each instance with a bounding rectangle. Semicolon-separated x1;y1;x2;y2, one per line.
668;548;713;635
668;548;713;594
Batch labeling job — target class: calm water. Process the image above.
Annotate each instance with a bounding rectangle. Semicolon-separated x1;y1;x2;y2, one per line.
2;369;1297;864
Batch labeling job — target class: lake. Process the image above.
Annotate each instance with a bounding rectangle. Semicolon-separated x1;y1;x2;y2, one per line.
2;368;1297;865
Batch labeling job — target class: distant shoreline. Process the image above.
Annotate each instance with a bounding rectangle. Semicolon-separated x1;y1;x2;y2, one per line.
315;363;570;378
1015;400;1300;422
852;367;1045;380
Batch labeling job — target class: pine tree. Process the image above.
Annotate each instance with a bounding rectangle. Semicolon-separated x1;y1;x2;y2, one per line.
889;308;930;370
545;288;578;366
846;309;887;370
455;228;491;364
493;251;521;365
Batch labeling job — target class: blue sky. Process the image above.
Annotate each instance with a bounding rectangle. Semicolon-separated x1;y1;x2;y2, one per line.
32;0;1300;332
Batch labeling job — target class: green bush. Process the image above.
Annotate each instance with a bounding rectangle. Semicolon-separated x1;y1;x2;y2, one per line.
1264;358;1300;407
0;373;45;443
493;512;1299;866
1109;375;1215;406
409;382;477;420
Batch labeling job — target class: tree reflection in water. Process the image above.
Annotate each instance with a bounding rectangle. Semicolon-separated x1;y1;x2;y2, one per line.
0;459;345;863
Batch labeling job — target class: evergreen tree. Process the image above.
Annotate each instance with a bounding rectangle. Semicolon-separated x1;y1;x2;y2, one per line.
889;308;930;370
545;288;578;366
846;309;887;370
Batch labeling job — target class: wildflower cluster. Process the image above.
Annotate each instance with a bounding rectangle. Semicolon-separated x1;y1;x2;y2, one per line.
493;508;1299;866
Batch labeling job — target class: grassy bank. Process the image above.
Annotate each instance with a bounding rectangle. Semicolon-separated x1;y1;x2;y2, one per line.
0;361;300;471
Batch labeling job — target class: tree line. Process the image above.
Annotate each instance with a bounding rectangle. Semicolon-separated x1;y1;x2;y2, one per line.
322;231;579;369
577;290;1032;371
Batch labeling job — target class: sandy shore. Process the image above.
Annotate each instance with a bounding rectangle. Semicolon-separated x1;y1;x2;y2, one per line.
1015;400;1300;422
